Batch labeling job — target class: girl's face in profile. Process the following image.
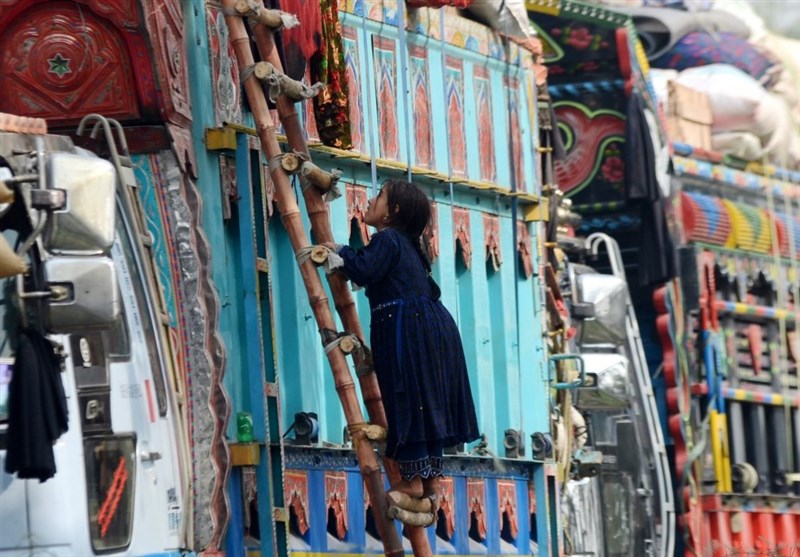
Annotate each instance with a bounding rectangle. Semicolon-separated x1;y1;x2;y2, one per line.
365;187;391;230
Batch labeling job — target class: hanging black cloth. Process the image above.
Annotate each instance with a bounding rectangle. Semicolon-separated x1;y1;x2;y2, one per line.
625;92;677;286
4;328;68;482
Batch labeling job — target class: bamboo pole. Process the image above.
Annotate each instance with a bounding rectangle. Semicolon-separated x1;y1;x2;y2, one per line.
251;21;434;557
221;6;403;556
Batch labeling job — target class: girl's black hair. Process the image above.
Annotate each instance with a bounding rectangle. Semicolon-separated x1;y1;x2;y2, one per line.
382;180;441;300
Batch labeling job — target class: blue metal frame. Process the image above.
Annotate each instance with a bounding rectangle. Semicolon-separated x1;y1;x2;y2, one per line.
234;134;287;557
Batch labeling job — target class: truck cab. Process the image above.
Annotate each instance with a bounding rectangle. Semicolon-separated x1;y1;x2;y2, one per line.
0;115;189;556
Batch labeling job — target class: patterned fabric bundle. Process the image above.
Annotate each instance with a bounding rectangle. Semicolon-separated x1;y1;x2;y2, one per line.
652;32;780;87
278;0;352;149
311;0;352;149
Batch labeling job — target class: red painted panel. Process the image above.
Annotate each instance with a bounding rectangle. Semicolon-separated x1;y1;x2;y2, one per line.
0;2;140;125
731;511;755;553
424;202;439;263
708;510;732;557
453;207;472;269
437;476;455;540
517;222;533;278
346;183;371;246
342;26;363;153
753;511;776;553
504;76;525;192
143;0;192;127
373;36;399;161
497;480;518;541
325;471;348;541
466;478;487;542
774;512;796;551
483;213;502;271
445;56;466;177
553;104;625;195
286;470;311;535
84;0;142;27
474;66;495;184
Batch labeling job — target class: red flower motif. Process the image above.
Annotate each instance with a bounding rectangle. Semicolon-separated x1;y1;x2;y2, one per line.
601;156;624;182
566;27;593;50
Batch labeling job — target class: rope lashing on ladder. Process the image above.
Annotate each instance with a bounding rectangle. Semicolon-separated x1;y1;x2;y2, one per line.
320;327;363;356
239;62;269;84
299;161;342;201
347;421;388;442
319;326;375;377
264;74;324;104
228;0;299;30
268;150;309;175
240;61;324;104
296;245;344;274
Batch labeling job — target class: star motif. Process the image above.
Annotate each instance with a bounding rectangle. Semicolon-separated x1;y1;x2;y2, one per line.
47;53;71;78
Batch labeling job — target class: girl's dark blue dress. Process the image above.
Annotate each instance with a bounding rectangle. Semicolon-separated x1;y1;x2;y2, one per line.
337;228;479;459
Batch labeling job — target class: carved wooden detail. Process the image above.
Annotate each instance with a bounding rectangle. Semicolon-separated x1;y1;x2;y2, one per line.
483;213;502;271
467;478;487;541
437;476;456;540
424;202;439;263
347;183;371;245
286;470;311;536
498;480;519;541
517;221;534;278
142;0;192;126
0;2;142;126
166;122;197;178
206;5;242;126
325;471;348;540
453;207;472;269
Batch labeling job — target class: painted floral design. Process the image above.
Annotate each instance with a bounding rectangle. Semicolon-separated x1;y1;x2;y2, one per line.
566;27;593;50
601;156;624;182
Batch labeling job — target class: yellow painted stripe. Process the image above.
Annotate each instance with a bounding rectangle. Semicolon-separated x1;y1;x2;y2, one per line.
710;411;731;492
525;0;560;16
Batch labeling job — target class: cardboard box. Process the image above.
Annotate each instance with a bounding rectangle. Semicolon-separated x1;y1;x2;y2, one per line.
667;81;712;150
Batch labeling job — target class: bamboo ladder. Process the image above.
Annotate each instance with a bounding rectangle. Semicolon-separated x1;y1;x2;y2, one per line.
222;3;433;556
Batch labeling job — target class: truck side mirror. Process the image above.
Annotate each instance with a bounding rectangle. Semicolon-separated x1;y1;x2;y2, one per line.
44;153;116;254
36;152;119;332
43;256;120;333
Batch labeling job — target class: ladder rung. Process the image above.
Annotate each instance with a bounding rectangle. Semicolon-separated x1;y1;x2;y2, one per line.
257;257;268;273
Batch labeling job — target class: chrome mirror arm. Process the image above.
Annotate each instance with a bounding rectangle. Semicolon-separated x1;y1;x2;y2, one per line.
76;114;126;185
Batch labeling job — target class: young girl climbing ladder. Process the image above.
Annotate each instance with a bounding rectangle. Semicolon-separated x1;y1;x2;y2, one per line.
328;179;479;525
